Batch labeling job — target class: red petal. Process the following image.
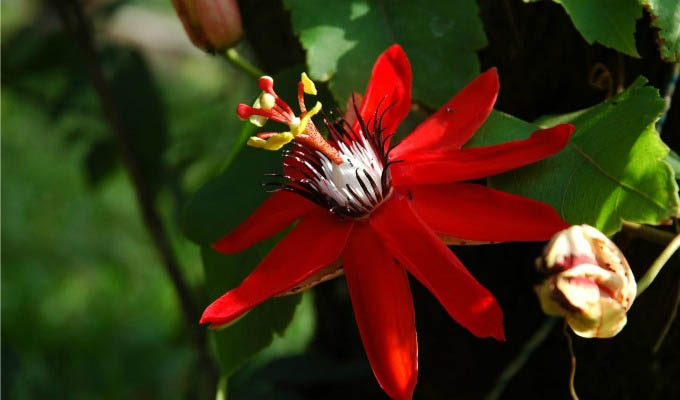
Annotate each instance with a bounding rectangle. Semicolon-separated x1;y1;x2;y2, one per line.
354;45;412;144
201;210;352;327
343;224;417;400
212;191;317;254
392;68;499;158
369;196;504;340
408;183;568;242
392;124;574;185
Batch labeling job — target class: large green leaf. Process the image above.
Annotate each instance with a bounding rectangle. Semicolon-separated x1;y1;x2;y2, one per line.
284;0;487;108
555;0;642;57
467;77;678;235
641;0;680;61
202;245;303;377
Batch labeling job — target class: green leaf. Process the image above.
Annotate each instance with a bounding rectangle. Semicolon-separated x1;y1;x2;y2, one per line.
202;245;304;377
181;139;281;245
284;0;487;108
555;0;642;57
641;0;680;61
467;77;679;235
666;149;680;178
243;290;316;370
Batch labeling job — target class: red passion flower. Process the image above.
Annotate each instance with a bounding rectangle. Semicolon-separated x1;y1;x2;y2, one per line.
201;45;574;399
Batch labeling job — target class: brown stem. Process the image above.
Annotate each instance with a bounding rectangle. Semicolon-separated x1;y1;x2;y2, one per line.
49;0;216;388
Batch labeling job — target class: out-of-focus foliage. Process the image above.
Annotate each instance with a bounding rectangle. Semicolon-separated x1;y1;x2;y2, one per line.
641;0;680;62
554;0;642;57
1;92;194;399
1;0;317;398
284;0;487;108
466;78;679;235
545;0;680;61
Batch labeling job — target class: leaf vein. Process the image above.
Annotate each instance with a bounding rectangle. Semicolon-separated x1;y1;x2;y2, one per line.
568;142;668;211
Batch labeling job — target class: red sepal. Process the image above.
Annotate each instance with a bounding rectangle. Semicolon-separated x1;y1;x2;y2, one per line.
212;191;318;254
393;68;499;158
355;45;412;145
408;183;568;242
343;223;418;400
201;210;352;327
370;196;505;341
392;124;574;185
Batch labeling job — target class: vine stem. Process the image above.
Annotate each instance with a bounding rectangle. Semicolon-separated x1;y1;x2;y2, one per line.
657;62;679;133
216;375;228;400
636;232;680;296
483;317;559;400
563;322;580;400
50;0;217;389
224;47;265;79
621;221;675;245
653;281;680;353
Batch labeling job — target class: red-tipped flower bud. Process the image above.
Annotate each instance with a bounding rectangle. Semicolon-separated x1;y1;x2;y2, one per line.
535;225;636;338
171;0;243;53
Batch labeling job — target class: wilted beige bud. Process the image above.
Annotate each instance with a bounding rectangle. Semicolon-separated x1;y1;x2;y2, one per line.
171;0;243;53
535;225;636;338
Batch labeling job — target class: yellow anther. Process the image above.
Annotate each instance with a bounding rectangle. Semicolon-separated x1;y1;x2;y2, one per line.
247;132;294;151
291;101;322;136
301;72;317;95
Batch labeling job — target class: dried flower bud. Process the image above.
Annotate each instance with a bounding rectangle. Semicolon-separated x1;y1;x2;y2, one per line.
171;0;243;53
535;225;636;338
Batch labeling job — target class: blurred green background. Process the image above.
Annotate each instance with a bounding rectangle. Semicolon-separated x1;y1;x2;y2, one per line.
1;0;259;397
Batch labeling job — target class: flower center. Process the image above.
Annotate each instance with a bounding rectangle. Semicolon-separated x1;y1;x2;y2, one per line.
313;133;390;216
275;108;394;218
237;73;395;218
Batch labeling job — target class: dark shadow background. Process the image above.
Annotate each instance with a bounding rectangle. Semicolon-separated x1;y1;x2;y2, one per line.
2;0;679;399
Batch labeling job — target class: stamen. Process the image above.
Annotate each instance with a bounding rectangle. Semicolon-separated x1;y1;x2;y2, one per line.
247;132;294;151
288;116;301;132
301;73;317;95
292;101;322;136
298;73;317;114
240;73;344;164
